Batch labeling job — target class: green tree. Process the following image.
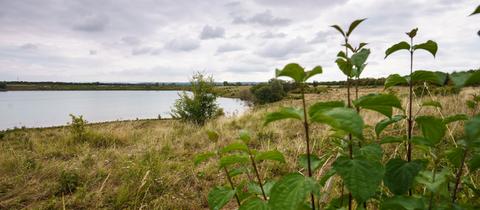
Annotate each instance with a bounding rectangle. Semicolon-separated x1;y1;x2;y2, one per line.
250;79;286;104
0;82;6;90
171;72;219;125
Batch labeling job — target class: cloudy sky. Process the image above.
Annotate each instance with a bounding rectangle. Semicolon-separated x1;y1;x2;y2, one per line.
0;0;478;82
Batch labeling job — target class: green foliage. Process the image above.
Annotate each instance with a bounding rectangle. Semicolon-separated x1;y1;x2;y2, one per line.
69;114;87;142
250;79;288;104
415;116;446;146
255;150;286;163
384;159;425;195
298;154;325;172
208;186;236;210
0;82;6;90
264;107;303;125
268;173;319;210
276;63;323;83
413;40;438;57
384;41;410;58
380;196;425;210
470;5;480;16
375;115;406;137
57;170;80;195
171;72;219;125
353;93;402;118
310;107;364;139
239;198;269;210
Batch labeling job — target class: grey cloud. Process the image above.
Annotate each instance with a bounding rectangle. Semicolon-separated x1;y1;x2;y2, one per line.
261;31;287;39
200;25;225;39
257;37;312;58
19;43;38;50
309;31;334;44
72;14;109;32
89;50;97;55
165;38;200;52
131;47;162;56
216;43;243;53
121;36;141;46
233;10;290;26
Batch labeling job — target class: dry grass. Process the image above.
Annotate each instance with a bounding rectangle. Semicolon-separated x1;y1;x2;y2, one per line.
0;86;479;209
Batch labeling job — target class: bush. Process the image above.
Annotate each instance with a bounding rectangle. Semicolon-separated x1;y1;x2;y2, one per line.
171;72;219;125
0;82;6;90
250;79;287;104
57;170;80;195
69;114;87;142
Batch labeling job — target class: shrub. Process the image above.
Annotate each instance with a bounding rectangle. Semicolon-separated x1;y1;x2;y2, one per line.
171;72;219;125
0;82;6;90
57;170;80;195
69;114;87;142
250;79;287;104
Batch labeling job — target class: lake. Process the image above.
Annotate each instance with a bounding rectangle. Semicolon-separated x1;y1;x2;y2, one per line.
0;91;248;130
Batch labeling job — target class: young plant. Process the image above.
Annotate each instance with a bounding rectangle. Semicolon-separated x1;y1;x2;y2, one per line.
384;28;438;163
266;63;323;209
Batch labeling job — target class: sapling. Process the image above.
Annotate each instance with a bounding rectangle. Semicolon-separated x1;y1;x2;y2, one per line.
384;28;438;163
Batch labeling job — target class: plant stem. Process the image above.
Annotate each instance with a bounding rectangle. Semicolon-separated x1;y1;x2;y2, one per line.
407;37;414;196
452;149;468;203
247;151;267;200
301;84;316;210
428;164;437;210
223;167;241;206
345;37;353;210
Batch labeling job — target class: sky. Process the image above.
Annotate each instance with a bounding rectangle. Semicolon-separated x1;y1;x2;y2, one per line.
0;0;478;82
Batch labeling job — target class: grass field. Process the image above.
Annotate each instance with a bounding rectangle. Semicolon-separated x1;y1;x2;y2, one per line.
0;86;478;209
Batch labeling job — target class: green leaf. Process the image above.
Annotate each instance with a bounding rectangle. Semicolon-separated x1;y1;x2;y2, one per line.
221;141;249;154
239;197;269;210
353;93;402;118
415;169;450;195
380;136;405;144
421;100;442;109
443;114;468;124
468;153;480;171
208;186;236;210
355;143;383;161
406;28;418;38
358;42;368;50
333;156;384;203
298;154;325;172
239;130;251;144
470;5;480;16
194;152;216;166
450;71;480;88
385;41;410;58
337;51;347;59
264;107;303;125
445;148;465;168
346;18;367;37
330;25;345;37
219;154;249;168
465;115;480;148
351;48;370;69
384;158;426;195
413;40;438;57
304;66;323;81
255;150;286;163
207;130;219;142
335;57;353;77
380;195;425;210
415;116;446;145
308;101;345;117
276;63;305;83
410;70;446;85
375;115;406;137
310;107;364;139
384;74;408;89
229;167;247;177
268;173;319;210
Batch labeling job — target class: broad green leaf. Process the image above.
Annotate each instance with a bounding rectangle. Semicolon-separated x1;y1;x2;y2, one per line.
333;156;384;203
354;143;383;161
335;57;353;77
380;136;405;144
344;43;355;52
384;158;426;195
415;169;449;195
310;107;364;139
465;115;480;148
298;154;325;171
421;100;442;109
450;71;480;88
264;107;303;125
319;168;336;186
268;173;319;210
229;167;247;177
380;195;425;210
337;51;347;59
411;136;433;147
255;150;286;163
207;130;219;142
276;63;305;83
410;70;447;85
330;25;345;37
443;114;468;124
219;154;249;168
406;28;418;38
413;40;438;57
468;153;480;171
353;93;402;118
384;74;408;89
375;115;406;137
358;42;368;50
415;116;446;145
263;180;276;197
385;41;410;58
470;5;480;16
351;48;370;70
346;18;367;37
208;186;236;210
445;148;465;168
221;141;249;154
239;130;251;143
239;197;269;210
304;66;323;81
308;101;345;117
247;180;276;197
194;152;216;165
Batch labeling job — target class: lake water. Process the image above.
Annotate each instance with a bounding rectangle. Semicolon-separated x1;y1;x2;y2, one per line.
0;91;248;130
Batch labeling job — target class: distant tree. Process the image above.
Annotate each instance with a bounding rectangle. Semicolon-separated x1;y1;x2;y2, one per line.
312;81;319;87
0;82;6;90
223;81;229;86
171;72;219;125
250;79;286;104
